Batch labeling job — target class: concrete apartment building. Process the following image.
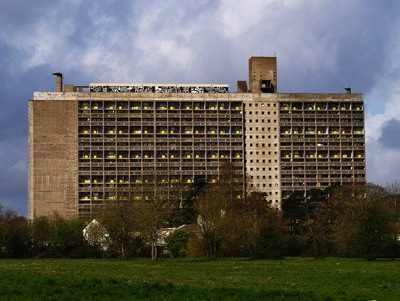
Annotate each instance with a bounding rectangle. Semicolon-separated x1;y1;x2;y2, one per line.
28;57;365;220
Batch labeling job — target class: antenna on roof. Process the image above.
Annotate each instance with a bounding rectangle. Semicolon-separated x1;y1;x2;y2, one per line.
344;87;351;94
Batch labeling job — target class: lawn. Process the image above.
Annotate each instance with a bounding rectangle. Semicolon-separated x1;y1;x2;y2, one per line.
0;257;399;300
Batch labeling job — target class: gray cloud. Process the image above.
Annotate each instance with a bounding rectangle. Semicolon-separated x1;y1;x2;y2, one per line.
378;119;400;150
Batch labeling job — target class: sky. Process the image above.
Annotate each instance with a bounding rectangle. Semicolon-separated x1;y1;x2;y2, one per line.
0;0;399;215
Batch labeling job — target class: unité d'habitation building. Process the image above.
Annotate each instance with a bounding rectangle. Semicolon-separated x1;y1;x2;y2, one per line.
28;57;366;220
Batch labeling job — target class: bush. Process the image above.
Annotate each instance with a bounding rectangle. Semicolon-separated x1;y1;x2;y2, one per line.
166;230;189;258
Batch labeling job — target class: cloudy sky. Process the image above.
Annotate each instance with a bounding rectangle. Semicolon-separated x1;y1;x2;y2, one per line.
0;0;399;215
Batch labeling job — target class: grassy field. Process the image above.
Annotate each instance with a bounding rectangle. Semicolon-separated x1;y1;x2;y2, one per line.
0;257;399;300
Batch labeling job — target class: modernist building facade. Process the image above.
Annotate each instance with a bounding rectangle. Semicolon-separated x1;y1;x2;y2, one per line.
28;57;365;220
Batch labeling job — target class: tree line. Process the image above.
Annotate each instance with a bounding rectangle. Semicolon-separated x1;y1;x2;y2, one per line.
1;166;400;260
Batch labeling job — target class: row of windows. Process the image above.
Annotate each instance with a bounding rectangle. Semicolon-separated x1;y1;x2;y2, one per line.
247;164;278;171
250;175;279;180
247;150;278;155
247;111;277;115
248;119;278;123
247;103;277;108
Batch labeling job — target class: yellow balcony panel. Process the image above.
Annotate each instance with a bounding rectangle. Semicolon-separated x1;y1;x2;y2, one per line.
186;106;191;110
109;155;115;159
220;131;225;134
84;179;90;183
118;106;123;110
235;106;240;110
93;106;98;110
109;130;115;134
84;155;89;159
170;106;175;110
310;155;314;158
195;106;200;110
162;179;166;183
211;155;216;159
161;130;166;134
170;155;175;159
83;106;88;110
317;107;321;110
135;180;142;184
211;179;217;183
342;155;347;158
210;107;215;110
308;107;313;110
170;130;174;134
236;154;241;158
293;131;298;134
357;154;363;158
109;180;115;184
185;130;191;134
220;155;225;158
119;179;124;183
285;154;289;158
195;155;200;159
118;155;123;159
333;155;339;158
284;130;289;134
109;106;114;110
134;106;139;110
83;130;89;134
135;155;140;159
186;155;191;159
186;179;192;183
144;155;148;159
294;155;299;158
235;130;241;134
211;130;215;134
83;196;89;200
93;196;98;200
283;106;289;110
134;130;141;134
333;131;338;134
318;155;323;158
93;155;97;159
93;179;97;183
93;130;98;134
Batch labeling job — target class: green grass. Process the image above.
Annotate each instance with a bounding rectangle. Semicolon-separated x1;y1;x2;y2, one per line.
0;257;399;300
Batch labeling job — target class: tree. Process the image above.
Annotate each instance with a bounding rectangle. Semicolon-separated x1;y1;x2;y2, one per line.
191;162;240;259
134;181;172;261
166;229;189;258
333;183;400;260
97;201;141;259
0;204;28;258
228;192;287;258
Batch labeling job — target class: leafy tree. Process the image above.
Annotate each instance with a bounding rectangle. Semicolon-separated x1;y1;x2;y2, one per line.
192;162;240;259
227;192;287;259
334;183;400;260
166;229;189;258
0;204;28;258
98;201;142;259
135;181;172;261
